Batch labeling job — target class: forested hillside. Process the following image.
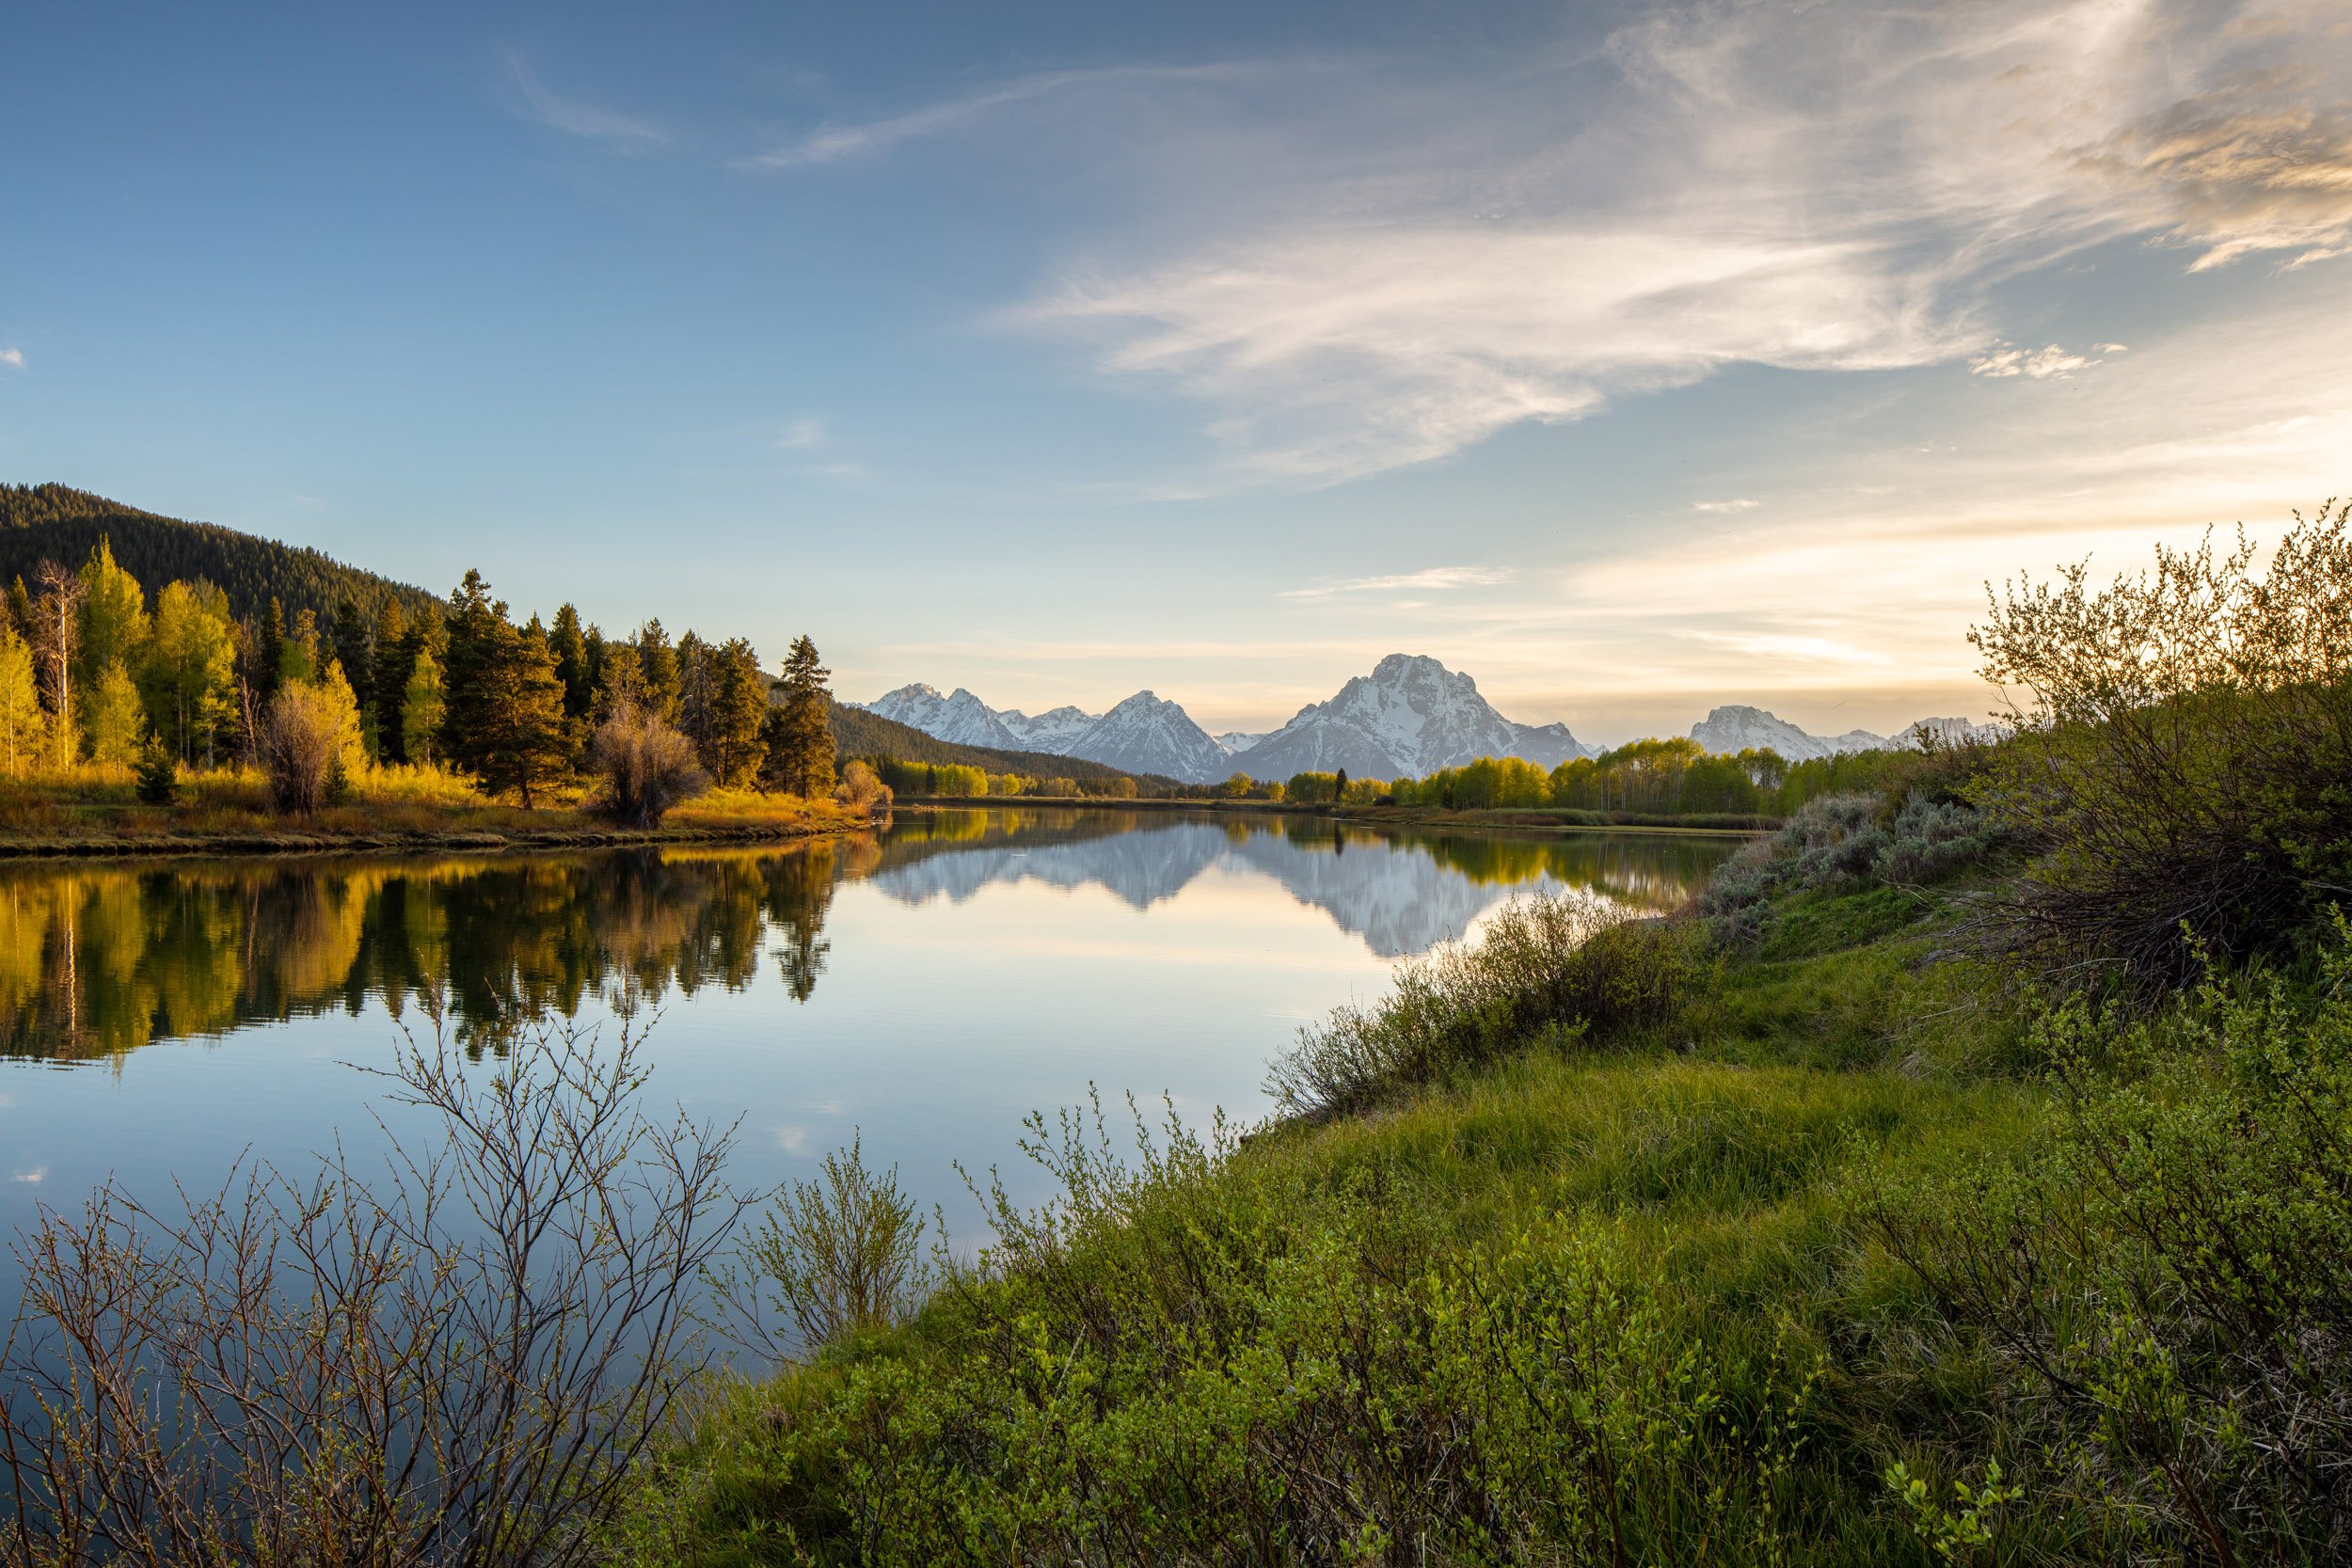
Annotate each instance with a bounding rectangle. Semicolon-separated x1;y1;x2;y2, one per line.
0;484;438;629
830;701;1165;788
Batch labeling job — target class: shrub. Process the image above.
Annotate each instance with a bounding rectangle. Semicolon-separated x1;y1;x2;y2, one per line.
259;677;365;815
1967;499;2352;993
1869;930;2352;1561
587;700;707;827
132;738;178;805
1269;894;1692;1116
738;1134;930;1354
0;1018;750;1568
833;757;892;815
1703;787;2010;940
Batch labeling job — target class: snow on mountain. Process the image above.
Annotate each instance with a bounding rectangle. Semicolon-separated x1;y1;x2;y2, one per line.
1688;705;2003;762
1242;654;1597;782
862;684;1025;750
1000;705;1097;752
1897;716;2008;749
1062;691;1233;784
1688;705;1883;762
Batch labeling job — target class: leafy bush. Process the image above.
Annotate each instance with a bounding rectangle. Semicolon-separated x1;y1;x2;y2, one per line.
1268;893;1692;1116
832;757;892;814
1704;787;2010;941
588;699;708;827
258;675;365;815
1869;928;2352;1562
635;1099;1815;1568
738;1134;930;1353
1968;500;2352;993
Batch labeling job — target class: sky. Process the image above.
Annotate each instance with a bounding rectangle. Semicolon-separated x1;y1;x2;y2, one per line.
5;0;2349;744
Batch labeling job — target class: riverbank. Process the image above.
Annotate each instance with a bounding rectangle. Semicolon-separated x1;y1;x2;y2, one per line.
0;768;866;859
890;793;1774;834
611;789;2344;1564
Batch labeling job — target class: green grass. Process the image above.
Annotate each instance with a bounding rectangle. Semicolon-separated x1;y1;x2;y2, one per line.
614;851;2351;1565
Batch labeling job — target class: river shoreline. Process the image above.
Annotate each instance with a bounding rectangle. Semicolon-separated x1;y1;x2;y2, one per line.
887;794;1773;836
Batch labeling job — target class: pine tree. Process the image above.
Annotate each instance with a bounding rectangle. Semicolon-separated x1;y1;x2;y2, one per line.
550;603;592;721
635;619;679;723
331;597;373;721
257;598;286;704
706;637;770;785
761;635;836;799
371;599;414;762
439;572;569;807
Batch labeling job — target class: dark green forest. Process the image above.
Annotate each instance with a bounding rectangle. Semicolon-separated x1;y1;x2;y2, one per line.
0;484;441;630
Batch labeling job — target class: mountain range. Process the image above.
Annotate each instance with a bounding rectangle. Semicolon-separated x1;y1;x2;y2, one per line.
864;654;1599;785
864;662;2003;784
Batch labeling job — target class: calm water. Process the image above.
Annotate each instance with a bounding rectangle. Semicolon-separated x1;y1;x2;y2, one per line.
0;808;1738;1273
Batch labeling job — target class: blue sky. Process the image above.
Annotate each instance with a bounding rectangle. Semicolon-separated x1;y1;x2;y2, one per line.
6;1;2349;743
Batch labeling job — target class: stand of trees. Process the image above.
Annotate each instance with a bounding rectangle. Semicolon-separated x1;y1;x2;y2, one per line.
0;538;846;816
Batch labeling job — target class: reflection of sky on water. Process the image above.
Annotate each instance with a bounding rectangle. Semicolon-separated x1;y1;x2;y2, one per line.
0;812;1737;1276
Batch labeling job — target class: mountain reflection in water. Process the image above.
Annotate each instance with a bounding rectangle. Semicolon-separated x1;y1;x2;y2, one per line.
0;809;1737;1064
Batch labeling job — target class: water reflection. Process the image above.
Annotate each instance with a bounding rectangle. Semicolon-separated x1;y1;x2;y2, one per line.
0;810;1736;1063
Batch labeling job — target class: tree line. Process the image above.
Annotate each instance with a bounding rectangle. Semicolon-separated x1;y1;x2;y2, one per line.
1163;739;1953;820
0;538;848;817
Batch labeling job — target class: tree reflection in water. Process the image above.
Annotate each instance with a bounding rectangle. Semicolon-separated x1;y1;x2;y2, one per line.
0;811;1738;1063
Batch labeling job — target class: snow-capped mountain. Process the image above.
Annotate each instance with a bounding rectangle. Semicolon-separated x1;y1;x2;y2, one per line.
855;685;1235;781
999;705;1096;752
1688;705;1886;762
1687;705;2004;762
865;684;1025;750
1242;654;1597;781
1215;731;1266;754
1065;691;1233;783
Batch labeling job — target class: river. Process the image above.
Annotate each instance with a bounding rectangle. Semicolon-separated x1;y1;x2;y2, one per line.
0;808;1739;1279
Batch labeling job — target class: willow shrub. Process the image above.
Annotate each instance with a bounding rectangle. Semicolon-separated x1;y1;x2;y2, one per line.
638;1097;1820;1568
1267;893;1695;1117
1868;926;2352;1562
1967;499;2352;993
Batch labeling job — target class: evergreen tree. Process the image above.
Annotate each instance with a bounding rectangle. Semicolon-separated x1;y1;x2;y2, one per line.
5;577;30;644
634;619;679;722
371;599;414;762
257;598;287;703
705;637;769;784
761;635;836;799
675;630;713;758
439;572;569;806
331;597;373;720
549;603;593;721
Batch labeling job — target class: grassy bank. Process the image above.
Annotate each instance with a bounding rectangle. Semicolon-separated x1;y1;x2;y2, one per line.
614;793;2349;1563
0;765;863;857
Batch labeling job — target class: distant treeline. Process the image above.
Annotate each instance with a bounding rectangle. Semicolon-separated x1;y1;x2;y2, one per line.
0;484;440;631
1182;736;1963;820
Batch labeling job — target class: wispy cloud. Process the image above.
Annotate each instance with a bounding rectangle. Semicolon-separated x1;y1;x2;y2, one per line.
9;1168;43;1185
741;63;1267;170
0;348;23;369
1969;342;2123;379
776;417;829;451
1279;566;1512;600
998;0;2352;485
501;50;667;149
1692;498;1760;514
